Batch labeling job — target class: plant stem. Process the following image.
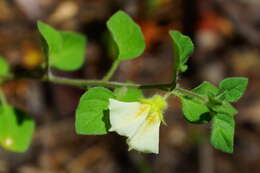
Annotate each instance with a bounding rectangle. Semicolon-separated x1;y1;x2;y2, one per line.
102;59;121;81
0;74;170;90
0;74;208;103
163;92;172;100
140;84;171;91
173;87;209;102
45;75;140;89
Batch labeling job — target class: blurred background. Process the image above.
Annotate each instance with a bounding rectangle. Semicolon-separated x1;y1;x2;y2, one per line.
0;0;259;172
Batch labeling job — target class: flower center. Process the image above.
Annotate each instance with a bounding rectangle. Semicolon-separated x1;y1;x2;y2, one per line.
140;95;168;122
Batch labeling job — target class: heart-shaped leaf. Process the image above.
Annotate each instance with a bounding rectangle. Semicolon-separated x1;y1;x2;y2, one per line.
37;21;86;71
76;87;115;135
107;11;145;60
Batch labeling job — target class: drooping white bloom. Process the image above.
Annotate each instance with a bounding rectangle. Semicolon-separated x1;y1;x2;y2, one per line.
109;95;167;154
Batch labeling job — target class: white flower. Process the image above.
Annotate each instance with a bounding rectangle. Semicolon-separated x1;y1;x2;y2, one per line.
108;95;167;154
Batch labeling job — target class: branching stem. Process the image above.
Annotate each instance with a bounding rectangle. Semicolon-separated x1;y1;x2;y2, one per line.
102;59;121;81
0;74;208;103
173;87;209;102
45;75;139;89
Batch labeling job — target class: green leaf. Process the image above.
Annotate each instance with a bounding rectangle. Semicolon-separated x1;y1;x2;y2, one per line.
180;96;210;123
179;81;219;123
211;101;238;116
37;21;62;56
210;113;235;153
107;11;145;60
114;87;144;102
169;30;194;74
54;31;86;70
0;57;10;83
103;31;118;58
219;77;248;102
76;87;115;135
0;105;35;152
192;81;219;97
37;21;86;71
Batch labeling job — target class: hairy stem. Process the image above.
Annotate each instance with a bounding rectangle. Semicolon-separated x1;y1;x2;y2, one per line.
45;75;139;89
173;87;209;102
0;74;208;103
102;59;121;81
0;74;169;90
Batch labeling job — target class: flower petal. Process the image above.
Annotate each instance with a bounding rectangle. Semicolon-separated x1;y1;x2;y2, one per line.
127;112;161;154
109;99;150;138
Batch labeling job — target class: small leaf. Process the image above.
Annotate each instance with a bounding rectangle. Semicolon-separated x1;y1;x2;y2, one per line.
37;21;62;56
0;105;35;152
37;21;86;71
219;77;248;102
107;11;145;60
76;87;115;135
114;87;144;102
179;82;219;123
0;57;10;83
211;101;238;116
53;32;86;70
180;96;210;123
210;113;235;153
169;30;194;73
192;81;219;97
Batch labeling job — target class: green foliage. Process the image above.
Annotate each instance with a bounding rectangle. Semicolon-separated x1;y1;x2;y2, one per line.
37;21;86;71
180;97;210;123
56;32;86;70
114;87;144;102
177;80;243;152
102;31;118;58
0;57;10;83
0;11;249;154
37;21;62;57
179;82;217;123
210;113;235;153
76;87;115;135
0;105;35;152
211;101;238;116
169;31;194;83
194;81;241;153
107;11;145;60
192;81;219;97
219;77;248;102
